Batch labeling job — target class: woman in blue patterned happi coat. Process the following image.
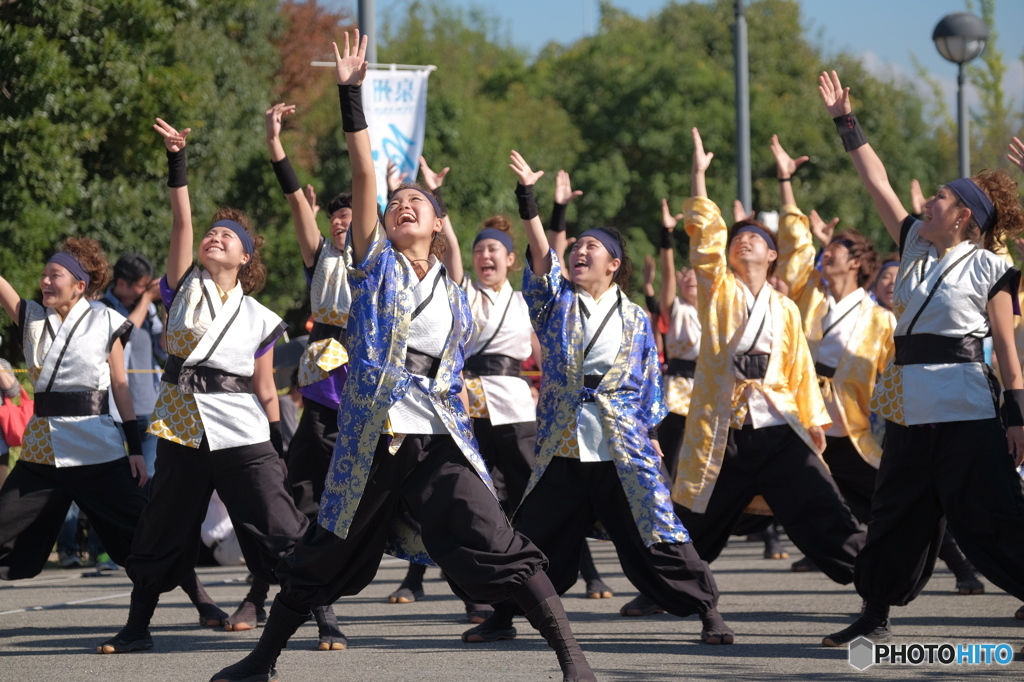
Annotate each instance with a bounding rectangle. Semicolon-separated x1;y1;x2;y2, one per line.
462;151;734;647
209;31;594;682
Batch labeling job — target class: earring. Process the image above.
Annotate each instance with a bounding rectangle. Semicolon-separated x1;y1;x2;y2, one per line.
955;222;960;229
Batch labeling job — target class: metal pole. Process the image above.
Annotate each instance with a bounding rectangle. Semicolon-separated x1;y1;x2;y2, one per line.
359;0;377;63
957;62;969;178
734;0;751;212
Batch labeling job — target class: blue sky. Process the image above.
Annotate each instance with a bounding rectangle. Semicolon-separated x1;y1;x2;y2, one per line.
328;0;1024;111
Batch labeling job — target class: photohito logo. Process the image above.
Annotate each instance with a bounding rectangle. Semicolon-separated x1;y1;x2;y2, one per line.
848;637;1014;671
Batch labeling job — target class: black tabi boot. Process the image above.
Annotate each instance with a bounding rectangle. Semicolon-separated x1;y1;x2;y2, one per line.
516;572;595;682
209;595;311;682
938;531;984;595
578;542;613;599
461;600;518;642
699;606;735;644
180;570;229;627
388;561;427;603
98;589;159;653
822;600;892;647
312;604;347;651
226;579;270;631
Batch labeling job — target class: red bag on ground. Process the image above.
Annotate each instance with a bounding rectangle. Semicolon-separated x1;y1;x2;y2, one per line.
0;387;34;448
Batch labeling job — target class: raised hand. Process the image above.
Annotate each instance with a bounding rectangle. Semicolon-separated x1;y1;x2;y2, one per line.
910;179;926;215
691;127;714;175
770;134;809;179
643;254;656;286
661;198;683;230
554;170;583;204
303;184;320;218
809;209;839;245
818;70;852;117
153;118;190;152
509;150;545;186
385;159;407;193
733;199;750;222
1008;137;1024;174
419;156;450;191
333;30;369;86
265;103;296;141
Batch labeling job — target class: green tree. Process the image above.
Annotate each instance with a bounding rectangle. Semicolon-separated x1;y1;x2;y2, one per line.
0;0;293;355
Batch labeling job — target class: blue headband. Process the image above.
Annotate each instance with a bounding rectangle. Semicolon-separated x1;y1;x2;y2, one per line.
389;187;442;219
729;224;776;252
577;228;623;263
947;178;996;232
47;252;90;288
474;228;514;254
881;260;900;271
212;219;254;255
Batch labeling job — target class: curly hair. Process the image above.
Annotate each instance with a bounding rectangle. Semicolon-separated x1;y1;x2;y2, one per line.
831;228;880;289
958;169;1024;253
482;215;513;233
60;237;110;298
210;207;267;295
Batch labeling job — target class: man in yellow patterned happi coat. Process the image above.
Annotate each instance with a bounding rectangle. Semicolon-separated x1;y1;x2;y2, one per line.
670;129;865;587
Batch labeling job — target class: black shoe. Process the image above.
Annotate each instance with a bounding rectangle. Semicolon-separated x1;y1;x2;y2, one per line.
387;586;424;603
97;632;154;654
209;660;280;682
822;617;892;647
584;578;613;599
955;576;984;595
790;556;817;572
699;607;735;645
619;594;665;617
462;614;517;643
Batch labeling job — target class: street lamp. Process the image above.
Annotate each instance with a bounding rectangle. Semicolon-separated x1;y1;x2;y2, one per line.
932;12;988;178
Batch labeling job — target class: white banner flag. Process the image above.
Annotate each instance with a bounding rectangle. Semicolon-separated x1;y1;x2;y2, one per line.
363;67;433;210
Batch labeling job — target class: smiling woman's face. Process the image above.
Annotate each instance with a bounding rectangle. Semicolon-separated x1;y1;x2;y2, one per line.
568;236;619;289
384;188;441;250
472;239;514;289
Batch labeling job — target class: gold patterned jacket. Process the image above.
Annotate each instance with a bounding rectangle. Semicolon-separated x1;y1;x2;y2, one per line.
671;197;830;514
775;204;895;467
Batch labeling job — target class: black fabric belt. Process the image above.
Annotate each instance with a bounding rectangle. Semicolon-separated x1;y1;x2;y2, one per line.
581;374;604;402
463;354;523;378
665;358;697;379
34;390;109;418
405;349;441;379
815;362;837;379
308;321;347;348
162;355;254;394
733;353;768;380
893;334;984;366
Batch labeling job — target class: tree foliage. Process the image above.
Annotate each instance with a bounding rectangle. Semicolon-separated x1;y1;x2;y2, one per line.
3;0;1021;362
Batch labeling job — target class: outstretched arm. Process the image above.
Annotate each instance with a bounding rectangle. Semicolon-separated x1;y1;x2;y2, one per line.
153;118;194;287
549;170;583;270
0;275;20;323
659;198;683;314
266;103;321;268
510;151;550;275
690;127;713;199
818;71;907;243
769;134;808;209
420;156;463;283
333;31;373;264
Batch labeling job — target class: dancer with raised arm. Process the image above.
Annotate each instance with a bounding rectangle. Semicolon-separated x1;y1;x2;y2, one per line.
671;128;865;588
462;150;732;647
218;101;350;649
209;32;593;682
98;115;307;654
817;70;1024;647
0;238;225;637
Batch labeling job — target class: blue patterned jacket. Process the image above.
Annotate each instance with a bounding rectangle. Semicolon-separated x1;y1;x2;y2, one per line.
522;251;689;546
318;225;497;563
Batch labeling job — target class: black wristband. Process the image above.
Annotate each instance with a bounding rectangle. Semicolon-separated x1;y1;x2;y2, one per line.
515;183;539;220
269;421;285;458
430;186;443;203
167;149;187;188
338;84;367;133
778;177;792;183
647;427;659;442
833;113;868;152
1003;390;1024;427
659;227;673;250
550;201;568;233
121;419;144;456
272;157;301;195
645;295;660;317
